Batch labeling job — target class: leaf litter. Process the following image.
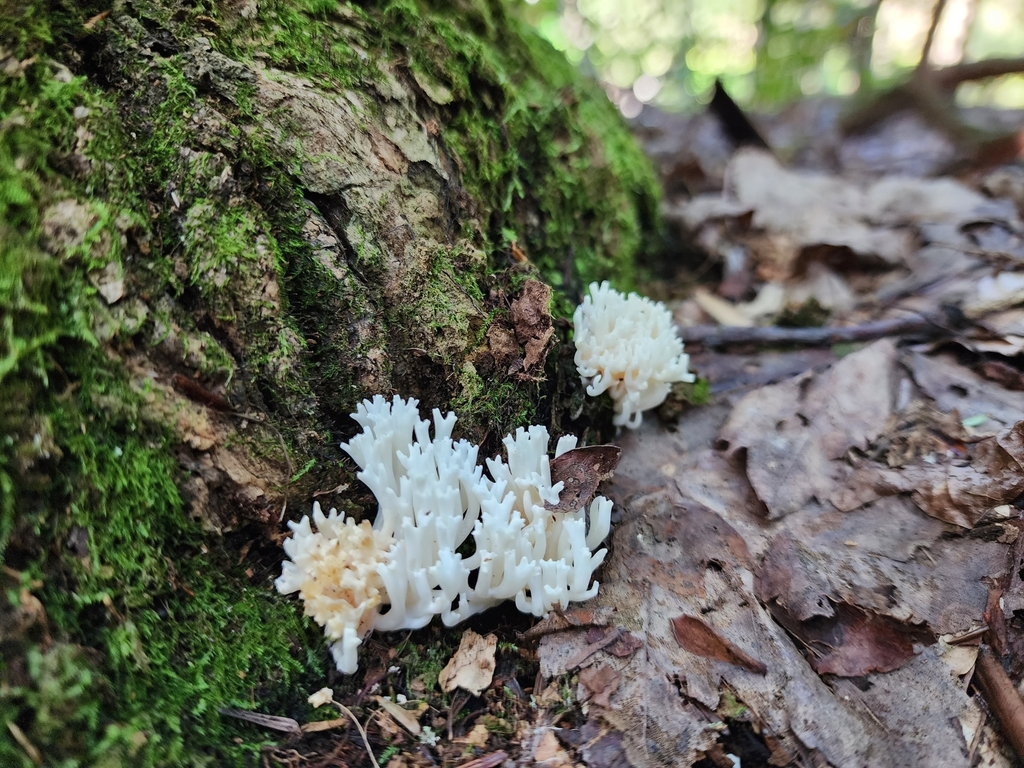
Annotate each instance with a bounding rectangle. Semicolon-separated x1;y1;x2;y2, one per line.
530;102;1024;768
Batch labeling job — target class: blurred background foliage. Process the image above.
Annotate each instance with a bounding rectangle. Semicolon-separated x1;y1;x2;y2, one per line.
518;0;1024;115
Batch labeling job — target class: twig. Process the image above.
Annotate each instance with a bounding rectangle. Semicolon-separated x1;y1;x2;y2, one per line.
458;751;508;768
974;645;1024;759
918;0;949;71
934;57;1024;89
330;702;380;768
218;708;301;734
678;314;944;348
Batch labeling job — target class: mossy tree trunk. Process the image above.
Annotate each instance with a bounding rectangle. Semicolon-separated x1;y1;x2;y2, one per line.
0;0;658;763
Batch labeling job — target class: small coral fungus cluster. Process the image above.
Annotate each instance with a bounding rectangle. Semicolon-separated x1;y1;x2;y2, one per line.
574;281;695;428
277;395;611;673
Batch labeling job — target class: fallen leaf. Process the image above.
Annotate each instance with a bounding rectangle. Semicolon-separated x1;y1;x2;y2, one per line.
374;696;425;735
546;445;620;514
534;730;572;766
909;351;1024;434
770;601;933;677
537;414;1013;767
692;287;754;327
578;664;622;707
307;687;334;708
829;649;981;764
217;708;300;734
438;629;496;696
939;643;979;676
756;497;1006;630
673;150;1011;279
511;278;553;373
520;605;617;641
486;323;519;372
462;722;489;748
670;615;767;674
718;340;898;518
832;421;1024;528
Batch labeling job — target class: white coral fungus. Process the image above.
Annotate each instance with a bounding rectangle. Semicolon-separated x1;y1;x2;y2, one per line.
573;281;695;428
276;395;612;673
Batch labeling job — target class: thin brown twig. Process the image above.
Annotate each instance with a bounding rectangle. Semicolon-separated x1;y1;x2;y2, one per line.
934;57;1024;88
330;702;380;768
974;645;1024;759
678;314;944;348
918;0;949;71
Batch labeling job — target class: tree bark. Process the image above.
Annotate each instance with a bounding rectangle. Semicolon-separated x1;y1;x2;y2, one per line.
0;1;658;764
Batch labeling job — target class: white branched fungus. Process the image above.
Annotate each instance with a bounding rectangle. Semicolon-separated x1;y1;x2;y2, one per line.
276;395;612;673
573;281;695;428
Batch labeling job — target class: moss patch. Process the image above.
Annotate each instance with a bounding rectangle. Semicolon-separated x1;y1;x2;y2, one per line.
1;0;662;764
0;13;323;765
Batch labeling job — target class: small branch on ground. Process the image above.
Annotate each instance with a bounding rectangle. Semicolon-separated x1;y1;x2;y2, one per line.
679;314;946;348
974;645;1024;759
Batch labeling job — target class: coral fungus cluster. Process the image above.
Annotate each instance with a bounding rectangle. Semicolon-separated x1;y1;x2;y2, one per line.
573;281;694;428
277;395;611;673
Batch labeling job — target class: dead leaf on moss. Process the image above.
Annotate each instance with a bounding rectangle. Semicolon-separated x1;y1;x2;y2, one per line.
485;323;519;373
511;278;553;374
438;629;496;697
718;340;899;519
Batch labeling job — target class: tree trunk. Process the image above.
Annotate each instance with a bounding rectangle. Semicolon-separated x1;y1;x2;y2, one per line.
0;0;658;763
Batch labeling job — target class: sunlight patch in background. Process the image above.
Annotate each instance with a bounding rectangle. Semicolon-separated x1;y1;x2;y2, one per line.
520;0;1024;114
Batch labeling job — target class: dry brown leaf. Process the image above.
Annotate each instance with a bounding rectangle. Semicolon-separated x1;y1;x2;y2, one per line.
829;650;981;765
538;415;1014;767
578;664;622;707
546;445;620;514
756;497;1006;630
670;615;767;674
511;278;553;373
832;422;1024;528
486;323;519;373
520;605;617;641
438;629;496;696
533;730;572;766
770;601;933;677
539;490;883;767
909;351;1024;434
718;340;898;519
675;150;1010;280
374;696;425;735
692;287;753;327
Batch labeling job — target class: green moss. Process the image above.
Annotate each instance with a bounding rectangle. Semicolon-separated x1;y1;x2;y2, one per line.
210;0;660;298
0;15;323;766
372;0;662;294
2;1;663;763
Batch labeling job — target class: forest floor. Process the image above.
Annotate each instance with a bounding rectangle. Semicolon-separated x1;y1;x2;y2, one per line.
235;101;1024;768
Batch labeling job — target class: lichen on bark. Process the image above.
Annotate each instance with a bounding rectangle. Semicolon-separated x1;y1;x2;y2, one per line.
0;0;660;764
